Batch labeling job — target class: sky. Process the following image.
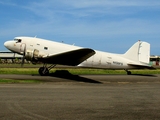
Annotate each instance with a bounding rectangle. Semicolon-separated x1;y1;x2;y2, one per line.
0;0;160;55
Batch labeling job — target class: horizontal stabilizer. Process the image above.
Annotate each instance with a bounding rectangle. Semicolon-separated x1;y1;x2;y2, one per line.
128;63;155;69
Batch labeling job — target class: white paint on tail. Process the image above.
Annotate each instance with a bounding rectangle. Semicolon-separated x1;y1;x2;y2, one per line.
123;41;150;64
138;42;150;64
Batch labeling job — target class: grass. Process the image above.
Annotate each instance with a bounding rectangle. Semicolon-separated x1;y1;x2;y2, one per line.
0;67;160;75
69;69;160;75
0;64;160;84
0;79;42;83
0;68;38;74
0;64;160;75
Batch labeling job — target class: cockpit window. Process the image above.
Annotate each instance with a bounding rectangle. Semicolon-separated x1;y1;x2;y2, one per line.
14;39;22;43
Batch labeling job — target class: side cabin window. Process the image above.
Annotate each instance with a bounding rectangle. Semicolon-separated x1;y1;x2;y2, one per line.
44;47;48;50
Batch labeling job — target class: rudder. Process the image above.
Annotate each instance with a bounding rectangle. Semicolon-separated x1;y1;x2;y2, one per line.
138;41;150;64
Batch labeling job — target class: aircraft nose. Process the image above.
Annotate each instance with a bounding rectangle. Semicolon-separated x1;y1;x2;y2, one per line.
4;41;11;48
4;41;14;50
4;41;9;48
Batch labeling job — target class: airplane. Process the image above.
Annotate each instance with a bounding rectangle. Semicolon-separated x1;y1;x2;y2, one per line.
4;36;153;76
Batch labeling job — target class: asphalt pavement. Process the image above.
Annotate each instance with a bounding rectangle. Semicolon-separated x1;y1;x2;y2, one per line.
0;74;160;120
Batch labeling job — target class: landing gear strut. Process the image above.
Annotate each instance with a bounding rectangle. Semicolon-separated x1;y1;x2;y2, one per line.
125;69;132;75
38;64;56;76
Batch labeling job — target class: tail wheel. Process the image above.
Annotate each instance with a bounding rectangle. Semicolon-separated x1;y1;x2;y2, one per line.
125;69;132;75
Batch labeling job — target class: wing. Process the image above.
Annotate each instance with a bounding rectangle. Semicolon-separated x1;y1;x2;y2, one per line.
39;48;95;66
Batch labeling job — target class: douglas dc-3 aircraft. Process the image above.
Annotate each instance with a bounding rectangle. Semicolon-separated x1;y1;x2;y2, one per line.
4;36;153;76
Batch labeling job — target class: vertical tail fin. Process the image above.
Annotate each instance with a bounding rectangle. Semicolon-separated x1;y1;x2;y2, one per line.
123;41;150;64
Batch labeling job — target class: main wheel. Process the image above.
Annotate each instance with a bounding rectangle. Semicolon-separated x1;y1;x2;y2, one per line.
38;67;49;76
127;71;131;75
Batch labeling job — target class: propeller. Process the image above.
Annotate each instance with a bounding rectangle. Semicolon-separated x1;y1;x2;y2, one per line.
13;53;15;63
21;44;26;67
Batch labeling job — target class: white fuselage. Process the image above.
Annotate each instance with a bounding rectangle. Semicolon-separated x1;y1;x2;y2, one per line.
4;37;137;69
79;51;130;69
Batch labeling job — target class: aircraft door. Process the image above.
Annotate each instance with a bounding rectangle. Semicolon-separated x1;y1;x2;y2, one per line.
106;56;112;68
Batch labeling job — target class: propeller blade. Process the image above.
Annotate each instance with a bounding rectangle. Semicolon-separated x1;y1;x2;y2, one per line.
21;44;26;67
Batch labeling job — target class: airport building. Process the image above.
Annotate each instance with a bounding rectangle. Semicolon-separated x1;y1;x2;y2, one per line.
150;55;160;66
0;51;160;65
0;52;23;63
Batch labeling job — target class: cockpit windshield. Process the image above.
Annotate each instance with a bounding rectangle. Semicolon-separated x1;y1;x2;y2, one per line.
14;39;22;43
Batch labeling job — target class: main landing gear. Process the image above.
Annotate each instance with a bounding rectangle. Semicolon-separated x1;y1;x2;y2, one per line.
38;64;56;76
125;69;132;75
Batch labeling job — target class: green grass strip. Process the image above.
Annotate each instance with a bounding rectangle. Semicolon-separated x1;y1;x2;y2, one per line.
0;68;160;75
0;79;42;83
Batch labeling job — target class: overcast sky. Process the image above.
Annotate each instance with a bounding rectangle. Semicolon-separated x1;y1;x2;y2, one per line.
0;0;160;55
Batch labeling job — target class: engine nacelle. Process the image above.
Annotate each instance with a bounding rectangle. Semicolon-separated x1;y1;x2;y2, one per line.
25;49;41;64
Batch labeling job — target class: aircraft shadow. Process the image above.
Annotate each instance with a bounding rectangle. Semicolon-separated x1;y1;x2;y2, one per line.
49;70;102;84
131;74;157;77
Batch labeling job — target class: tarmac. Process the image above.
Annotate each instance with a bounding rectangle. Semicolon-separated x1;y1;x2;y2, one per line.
0;73;160;120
